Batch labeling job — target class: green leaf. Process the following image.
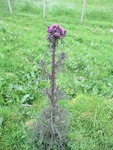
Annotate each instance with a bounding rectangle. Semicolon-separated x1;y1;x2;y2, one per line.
21;94;30;103
0;117;3;126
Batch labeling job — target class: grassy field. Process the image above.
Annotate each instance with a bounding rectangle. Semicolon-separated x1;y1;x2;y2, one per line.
0;0;113;149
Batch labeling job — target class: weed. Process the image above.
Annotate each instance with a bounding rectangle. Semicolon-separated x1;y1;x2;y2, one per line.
32;24;69;150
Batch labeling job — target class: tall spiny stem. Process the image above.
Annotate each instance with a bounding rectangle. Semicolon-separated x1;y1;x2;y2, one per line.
51;42;56;107
50;42;57;142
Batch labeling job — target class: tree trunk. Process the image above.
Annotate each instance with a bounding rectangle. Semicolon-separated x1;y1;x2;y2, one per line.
7;0;12;15
80;0;86;24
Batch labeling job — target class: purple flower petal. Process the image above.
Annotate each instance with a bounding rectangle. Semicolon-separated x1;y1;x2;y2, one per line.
48;26;53;33
60;28;66;36
53;33;60;38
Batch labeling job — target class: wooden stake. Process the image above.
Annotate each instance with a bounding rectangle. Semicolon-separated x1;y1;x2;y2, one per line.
7;0;12;15
80;0;86;24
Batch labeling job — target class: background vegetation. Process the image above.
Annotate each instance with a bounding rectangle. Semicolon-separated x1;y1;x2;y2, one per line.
0;0;113;149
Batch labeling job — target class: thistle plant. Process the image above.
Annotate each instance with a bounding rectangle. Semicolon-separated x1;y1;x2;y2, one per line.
32;24;69;150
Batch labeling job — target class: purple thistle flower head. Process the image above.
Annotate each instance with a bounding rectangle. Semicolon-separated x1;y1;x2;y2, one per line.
47;24;66;43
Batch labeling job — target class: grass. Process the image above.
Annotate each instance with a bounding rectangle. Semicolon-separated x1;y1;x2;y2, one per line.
0;0;113;149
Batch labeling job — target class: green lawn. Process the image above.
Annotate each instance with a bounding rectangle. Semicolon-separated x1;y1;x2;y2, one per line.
0;0;113;149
